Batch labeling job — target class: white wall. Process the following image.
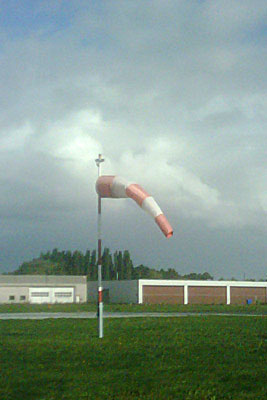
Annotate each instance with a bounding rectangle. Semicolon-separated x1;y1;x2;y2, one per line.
0;276;88;303
29;287;74;304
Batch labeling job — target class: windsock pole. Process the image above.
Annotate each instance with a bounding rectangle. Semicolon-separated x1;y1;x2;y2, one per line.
95;154;104;338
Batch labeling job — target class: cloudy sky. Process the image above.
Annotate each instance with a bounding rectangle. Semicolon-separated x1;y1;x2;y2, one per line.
0;0;266;279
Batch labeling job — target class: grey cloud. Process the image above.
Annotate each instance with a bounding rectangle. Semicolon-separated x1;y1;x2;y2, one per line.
0;0;266;278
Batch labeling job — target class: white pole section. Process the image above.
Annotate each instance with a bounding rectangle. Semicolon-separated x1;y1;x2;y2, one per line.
227;285;231;305
184;284;188;305
95;153;104;338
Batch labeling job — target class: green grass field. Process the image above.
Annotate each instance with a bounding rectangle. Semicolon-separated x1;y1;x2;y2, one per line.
0;302;266;314
0;316;266;399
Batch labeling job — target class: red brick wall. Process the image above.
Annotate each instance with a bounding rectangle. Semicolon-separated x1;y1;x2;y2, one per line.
143;285;184;304
188;286;227;304
142;284;266;305
230;287;266;304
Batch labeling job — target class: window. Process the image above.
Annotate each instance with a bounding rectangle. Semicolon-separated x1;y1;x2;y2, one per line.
31;292;49;297
55;292;72;297
20;295;26;300
9;295;15;300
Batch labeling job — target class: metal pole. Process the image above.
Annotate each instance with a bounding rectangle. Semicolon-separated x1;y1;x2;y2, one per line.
95;153;104;338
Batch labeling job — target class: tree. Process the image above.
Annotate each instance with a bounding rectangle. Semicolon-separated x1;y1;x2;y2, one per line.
10;248;216;282
64;251;74;275
83;250;91;276
165;268;180;279
201;272;214;280
72;250;84;275
113;251;119;280
14;259;62;275
123;250;133;280
133;265;151;279
102;248;112;280
117;251;123;280
90;250;97;280
148;269;163;279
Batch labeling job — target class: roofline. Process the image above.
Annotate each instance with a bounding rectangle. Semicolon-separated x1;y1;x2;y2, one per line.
0;275;87;278
138;279;267;287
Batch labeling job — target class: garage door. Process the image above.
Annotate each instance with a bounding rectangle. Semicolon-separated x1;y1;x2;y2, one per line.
29;287;74;304
188;286;226;304
230;287;266;305
143;285;184;304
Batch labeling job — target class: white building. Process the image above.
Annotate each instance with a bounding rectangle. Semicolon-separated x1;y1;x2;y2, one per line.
0;275;87;304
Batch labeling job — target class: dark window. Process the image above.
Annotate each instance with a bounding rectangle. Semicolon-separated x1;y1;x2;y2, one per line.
20;295;26;300
31;292;49;297
55;292;72;297
9;295;15;300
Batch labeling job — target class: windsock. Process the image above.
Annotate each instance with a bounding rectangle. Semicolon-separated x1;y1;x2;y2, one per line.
96;175;173;238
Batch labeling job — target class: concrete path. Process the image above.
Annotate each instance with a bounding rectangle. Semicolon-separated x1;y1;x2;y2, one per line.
0;312;265;320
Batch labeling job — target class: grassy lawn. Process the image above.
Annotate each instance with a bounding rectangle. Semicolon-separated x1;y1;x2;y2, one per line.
0;316;266;399
0;302;266;314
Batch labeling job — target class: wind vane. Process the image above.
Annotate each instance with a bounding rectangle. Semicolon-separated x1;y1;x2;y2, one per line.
95;154;105;175
95;154;173;338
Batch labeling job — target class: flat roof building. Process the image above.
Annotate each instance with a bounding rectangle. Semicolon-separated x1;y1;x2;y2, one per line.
87;279;267;305
0;275;87;304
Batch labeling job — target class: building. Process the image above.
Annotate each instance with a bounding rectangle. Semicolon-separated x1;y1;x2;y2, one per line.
87;280;139;304
0;275;87;304
1;276;266;305
87;279;267;305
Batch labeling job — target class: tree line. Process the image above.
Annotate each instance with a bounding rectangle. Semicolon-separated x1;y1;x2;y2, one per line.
11;248;214;281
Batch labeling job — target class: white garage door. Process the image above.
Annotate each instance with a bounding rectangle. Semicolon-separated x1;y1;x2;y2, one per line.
29;287;74;304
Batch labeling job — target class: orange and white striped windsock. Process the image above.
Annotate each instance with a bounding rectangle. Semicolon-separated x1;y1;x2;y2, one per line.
96;176;173;238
